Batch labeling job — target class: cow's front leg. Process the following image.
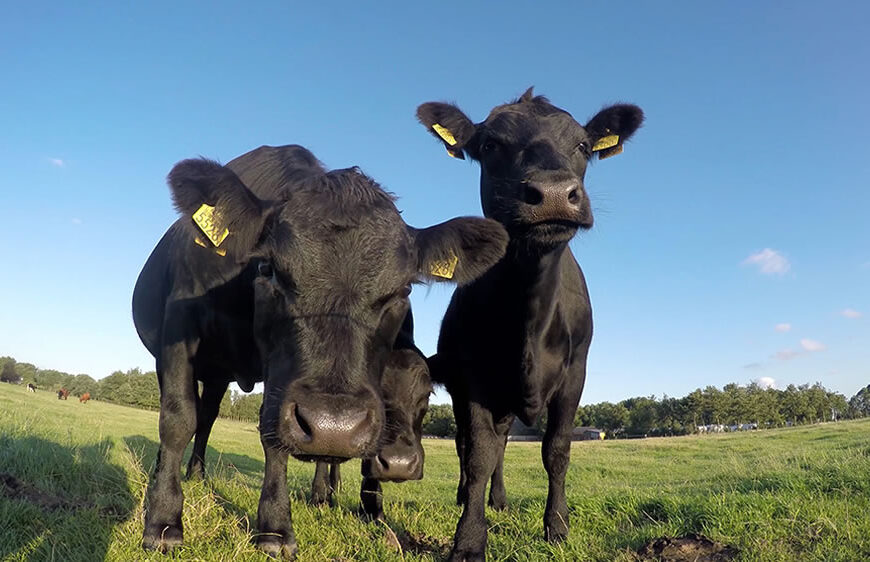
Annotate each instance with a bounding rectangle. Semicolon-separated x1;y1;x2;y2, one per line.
186;378;229;480
359;465;384;521
143;344;198;552
454;404;468;506
541;377;584;543
449;402;500;562
256;443;297;560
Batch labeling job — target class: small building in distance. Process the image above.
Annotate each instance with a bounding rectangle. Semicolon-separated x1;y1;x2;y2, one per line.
573;427;605;441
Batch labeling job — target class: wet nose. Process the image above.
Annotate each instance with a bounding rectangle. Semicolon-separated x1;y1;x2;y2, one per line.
281;394;380;459
524;179;581;211
369;443;422;481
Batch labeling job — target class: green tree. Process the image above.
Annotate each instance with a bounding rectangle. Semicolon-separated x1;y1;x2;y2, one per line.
0;359;21;384
848;384;870;418
422;404;456;438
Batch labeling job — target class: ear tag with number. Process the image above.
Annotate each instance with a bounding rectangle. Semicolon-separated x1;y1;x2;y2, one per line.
432;123;458;146
192;203;229;247
592;135;619;152
428;252;459;279
598;144;624;160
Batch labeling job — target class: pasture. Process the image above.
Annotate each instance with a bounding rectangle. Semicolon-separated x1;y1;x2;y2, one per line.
1;383;868;561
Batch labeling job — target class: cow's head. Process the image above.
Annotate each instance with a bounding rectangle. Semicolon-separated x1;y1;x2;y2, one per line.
417;88;643;252
167;152;507;462
361;349;432;482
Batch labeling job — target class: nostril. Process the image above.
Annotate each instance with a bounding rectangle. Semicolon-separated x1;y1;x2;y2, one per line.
524;185;543;205
567;189;579;204
376;455;390;472
293;404;313;439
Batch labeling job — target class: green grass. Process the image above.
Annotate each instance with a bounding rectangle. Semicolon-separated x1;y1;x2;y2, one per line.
1;383;869;561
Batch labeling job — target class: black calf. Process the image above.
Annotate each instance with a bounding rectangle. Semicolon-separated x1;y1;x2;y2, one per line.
132;144;507;558
417;88;643;561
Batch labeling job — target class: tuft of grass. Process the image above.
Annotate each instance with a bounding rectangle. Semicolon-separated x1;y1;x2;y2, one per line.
1;383;869;560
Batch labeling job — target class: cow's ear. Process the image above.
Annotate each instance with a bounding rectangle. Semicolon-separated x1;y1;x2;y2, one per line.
416;102;476;160
167;158;268;258
411;217;508;285
584;104;644;160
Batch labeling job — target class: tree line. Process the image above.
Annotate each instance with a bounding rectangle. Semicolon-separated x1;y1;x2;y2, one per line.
2;356;868;439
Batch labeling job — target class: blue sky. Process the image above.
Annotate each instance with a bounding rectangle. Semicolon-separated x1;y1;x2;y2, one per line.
1;1;867;405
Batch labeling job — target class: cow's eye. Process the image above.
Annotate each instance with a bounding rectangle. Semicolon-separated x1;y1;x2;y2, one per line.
575;142;589;155
258;261;273;277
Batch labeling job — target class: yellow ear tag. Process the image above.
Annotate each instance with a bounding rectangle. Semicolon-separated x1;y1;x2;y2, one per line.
194;237;208;248
598;144;624;160
214;248;227;257
432;123;458;146
192;203;229;247
428;252;459;279
592;135;619;152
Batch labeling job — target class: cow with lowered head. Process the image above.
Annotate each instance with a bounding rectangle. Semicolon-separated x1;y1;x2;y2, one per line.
310;345;432;521
131;144;508;558
417;88;643;561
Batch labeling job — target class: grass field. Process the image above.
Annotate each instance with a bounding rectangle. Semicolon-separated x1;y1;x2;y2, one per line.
1;383;869;562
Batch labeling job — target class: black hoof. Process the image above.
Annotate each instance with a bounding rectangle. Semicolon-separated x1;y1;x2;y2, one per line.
142;524;183;553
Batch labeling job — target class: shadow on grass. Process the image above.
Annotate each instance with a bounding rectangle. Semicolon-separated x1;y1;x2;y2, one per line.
0;435;135;561
122;435;265;482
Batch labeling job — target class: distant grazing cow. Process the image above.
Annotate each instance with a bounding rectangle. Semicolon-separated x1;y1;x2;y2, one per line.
57;388;70;400
131;144;507;557
79;392;90;403
417;88;643;560
310;348;432;520
26;383;37;393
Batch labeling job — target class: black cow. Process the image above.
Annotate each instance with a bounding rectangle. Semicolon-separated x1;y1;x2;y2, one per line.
132;144;507;558
26;383;36;393
417;88;643;561
310;347;432;520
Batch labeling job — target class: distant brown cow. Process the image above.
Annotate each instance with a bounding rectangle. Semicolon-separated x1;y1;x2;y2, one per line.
79;392;91;403
57;388;70;400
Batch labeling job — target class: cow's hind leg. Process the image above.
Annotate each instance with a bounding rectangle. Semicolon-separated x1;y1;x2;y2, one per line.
311;462;340;506
257;443;297;560
541;378;584;544
186;378;229;480
143;345;198;552
488;430;509;511
454;403;469;506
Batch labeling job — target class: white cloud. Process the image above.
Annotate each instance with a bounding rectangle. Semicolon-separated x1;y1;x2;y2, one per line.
800;338;826;352
755;376;776;389
773;349;800;361
48;158;65;167
774;323;791;332
741;248;790;275
841;308;862;319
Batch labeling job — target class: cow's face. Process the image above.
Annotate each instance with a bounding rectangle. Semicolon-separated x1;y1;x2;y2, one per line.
362;349;432;481
417;88;643;252
167;158;507;462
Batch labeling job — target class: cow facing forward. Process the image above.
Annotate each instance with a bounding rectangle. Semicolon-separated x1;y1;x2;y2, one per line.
417;88;643;561
132;145;508;558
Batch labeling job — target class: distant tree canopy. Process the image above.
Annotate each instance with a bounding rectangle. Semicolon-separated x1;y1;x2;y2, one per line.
0;355;865;438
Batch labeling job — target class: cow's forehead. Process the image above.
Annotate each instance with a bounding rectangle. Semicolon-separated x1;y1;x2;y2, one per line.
270;208;416;296
482;104;584;142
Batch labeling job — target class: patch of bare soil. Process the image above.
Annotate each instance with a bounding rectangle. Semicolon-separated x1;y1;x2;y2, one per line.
380;520;451;558
636;533;738;562
0;472;82;511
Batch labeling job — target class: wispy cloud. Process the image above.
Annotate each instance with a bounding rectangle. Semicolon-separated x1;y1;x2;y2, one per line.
71;218;82;225
741;248;790;275
800;338;826;352
48;158;65;167
743;362;763;370
773;349;800;361
841;308;862;319
755;376;776;389
775;323;792;332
